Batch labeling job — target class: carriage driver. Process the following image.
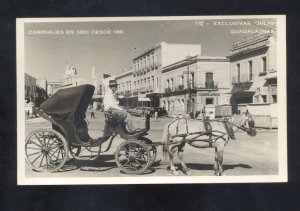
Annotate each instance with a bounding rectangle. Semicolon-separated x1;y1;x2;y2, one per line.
103;80;141;132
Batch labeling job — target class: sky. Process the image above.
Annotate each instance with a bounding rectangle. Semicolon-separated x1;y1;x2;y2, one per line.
23;17;276;81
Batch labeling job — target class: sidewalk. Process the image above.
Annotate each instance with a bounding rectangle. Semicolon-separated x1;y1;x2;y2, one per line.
25;116;47;123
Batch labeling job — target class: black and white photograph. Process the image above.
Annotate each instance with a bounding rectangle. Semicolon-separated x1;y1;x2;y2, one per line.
17;16;287;184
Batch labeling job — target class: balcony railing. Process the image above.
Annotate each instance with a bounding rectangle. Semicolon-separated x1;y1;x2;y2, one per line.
196;82;218;90
232;74;254;84
259;71;267;76
165;87;173;93
163;86;197;97
124;90;132;97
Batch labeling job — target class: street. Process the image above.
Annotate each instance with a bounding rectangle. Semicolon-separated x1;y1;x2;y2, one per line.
24;110;278;177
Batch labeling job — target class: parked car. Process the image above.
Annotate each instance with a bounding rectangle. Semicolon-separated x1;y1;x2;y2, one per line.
127;107;168;117
127;107;151;117
154;107;168;117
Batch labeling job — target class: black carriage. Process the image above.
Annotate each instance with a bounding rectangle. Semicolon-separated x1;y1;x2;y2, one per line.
25;84;157;174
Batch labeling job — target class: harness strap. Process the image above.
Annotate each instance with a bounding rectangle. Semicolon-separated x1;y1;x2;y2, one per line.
185;117;189;135
202;118;212;146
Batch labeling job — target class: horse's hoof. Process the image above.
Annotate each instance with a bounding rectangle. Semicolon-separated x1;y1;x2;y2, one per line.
183;169;192;175
186;171;192;176
219;172;226;176
171;170;179;176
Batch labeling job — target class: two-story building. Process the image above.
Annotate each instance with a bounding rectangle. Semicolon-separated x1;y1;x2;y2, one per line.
160;56;231;117
228;33;277;114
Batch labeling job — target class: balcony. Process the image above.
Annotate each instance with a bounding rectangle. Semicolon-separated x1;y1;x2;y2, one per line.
165;87;172;93
259;71;267;76
163;86;196;97
196;82;218;90
124;90;132;97
232;74;253;84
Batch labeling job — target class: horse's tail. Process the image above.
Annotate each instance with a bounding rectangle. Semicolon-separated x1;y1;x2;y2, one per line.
162;123;171;160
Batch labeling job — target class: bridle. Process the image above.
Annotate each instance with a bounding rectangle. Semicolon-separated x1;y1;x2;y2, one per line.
230;116;257;137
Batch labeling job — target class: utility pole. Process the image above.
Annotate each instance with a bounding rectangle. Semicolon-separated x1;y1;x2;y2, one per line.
186;55;191;114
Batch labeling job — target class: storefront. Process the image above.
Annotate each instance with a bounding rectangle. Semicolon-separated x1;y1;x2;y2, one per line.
146;93;161;108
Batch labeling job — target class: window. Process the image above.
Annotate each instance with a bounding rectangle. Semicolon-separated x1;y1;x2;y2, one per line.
152;77;155;89
255;95;260;103
237;64;240;82
249;61;253;81
167;79;169;88
272;95;277;103
181;75;184;86
262;57;267;72
205;72;214;88
171;79;173;90
206;98;214;105
262;95;267;103
191;73;194;88
152;55;155;66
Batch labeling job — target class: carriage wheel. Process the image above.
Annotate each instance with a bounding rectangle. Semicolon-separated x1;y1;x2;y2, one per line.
138;137;157;166
25;129;69;172
115;140;151;174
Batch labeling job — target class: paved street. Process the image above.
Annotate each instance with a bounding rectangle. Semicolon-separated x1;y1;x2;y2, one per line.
24;110;278;177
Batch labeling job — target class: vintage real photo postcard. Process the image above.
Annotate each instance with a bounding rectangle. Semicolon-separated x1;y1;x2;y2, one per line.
17;15;287;185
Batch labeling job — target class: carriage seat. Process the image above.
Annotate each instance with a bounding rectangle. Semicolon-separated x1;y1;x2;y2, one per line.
104;110;124;124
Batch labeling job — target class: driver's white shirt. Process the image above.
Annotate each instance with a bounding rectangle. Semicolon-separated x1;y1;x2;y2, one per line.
103;89;123;111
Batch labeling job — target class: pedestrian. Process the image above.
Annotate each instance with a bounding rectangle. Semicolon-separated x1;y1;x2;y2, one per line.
208;111;214;119
201;106;206;119
90;107;95;119
155;109;158;121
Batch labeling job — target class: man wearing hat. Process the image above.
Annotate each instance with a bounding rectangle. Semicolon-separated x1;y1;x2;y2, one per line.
103;79;139;132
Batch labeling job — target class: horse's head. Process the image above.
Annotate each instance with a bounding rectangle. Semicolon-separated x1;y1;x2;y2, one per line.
242;111;257;137
232;111;257;137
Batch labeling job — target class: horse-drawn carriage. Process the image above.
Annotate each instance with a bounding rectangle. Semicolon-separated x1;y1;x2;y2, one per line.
25;84;256;176
25;84;157;174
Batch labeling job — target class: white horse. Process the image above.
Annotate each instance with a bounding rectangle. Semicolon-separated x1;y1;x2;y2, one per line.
162;113;256;176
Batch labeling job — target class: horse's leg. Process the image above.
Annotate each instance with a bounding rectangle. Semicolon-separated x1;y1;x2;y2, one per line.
168;145;179;176
217;146;224;176
214;145;224;176
177;142;191;175
214;147;219;176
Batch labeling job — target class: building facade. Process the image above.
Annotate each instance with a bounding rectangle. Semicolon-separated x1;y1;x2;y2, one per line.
160;56;231;117
130;41;202;108
25;73;37;103
114;70;134;107
228;33;277;114
48;64;102;99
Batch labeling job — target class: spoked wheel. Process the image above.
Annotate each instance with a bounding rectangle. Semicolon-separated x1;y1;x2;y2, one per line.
115;140;151;174
138;137;157;166
25;129;69;172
